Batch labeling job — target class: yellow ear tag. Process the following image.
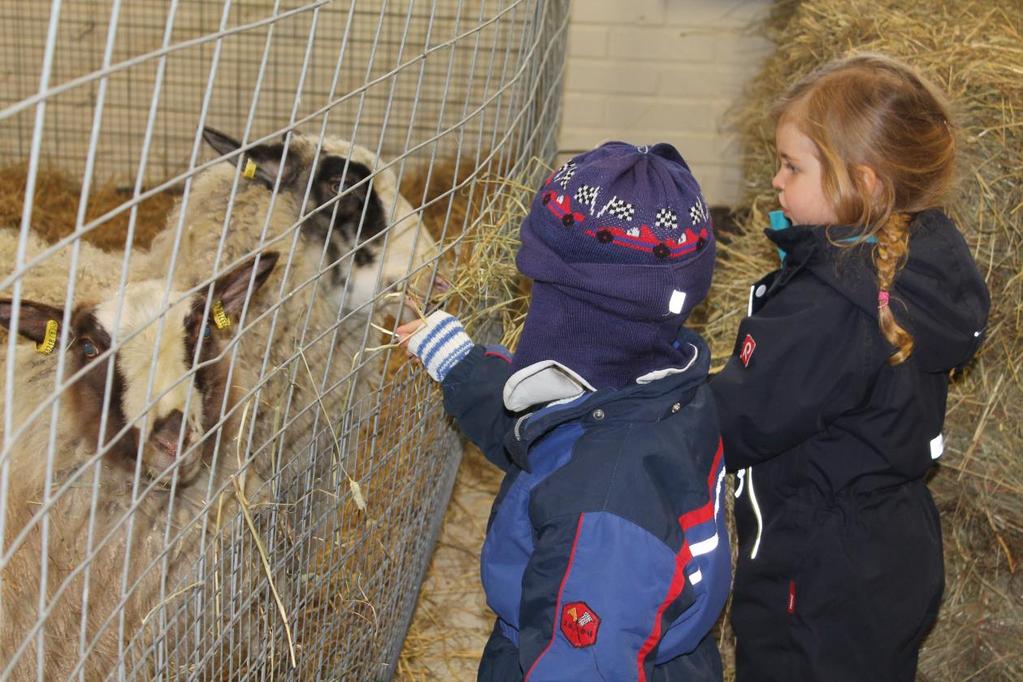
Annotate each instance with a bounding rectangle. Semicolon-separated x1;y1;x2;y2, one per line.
212;300;231;330
243;158;258;180
36;319;59;355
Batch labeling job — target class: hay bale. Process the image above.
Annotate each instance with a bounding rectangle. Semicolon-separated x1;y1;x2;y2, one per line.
0;164;177;251
723;2;1023;678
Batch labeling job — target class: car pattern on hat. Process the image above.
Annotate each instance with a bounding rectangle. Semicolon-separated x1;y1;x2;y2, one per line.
539;181;709;261
536;143;712;269
540;157;711;262
586;224;709;260
542;191;585;227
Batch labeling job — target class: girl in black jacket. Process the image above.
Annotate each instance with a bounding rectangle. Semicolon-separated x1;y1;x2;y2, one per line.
710;53;990;682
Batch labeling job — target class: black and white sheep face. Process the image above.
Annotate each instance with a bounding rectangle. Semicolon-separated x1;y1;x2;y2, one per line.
88;283;213;482
202;128;433;315
305;153;386;264
0;252;278;486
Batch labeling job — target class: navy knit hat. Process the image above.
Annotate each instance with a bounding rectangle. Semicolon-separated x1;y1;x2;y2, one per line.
510;141;716;389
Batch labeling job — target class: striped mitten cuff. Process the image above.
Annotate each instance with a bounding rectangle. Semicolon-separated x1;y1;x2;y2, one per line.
406;310;474;382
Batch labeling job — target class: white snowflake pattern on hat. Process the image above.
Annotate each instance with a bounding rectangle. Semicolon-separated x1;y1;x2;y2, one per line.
655;208;678;230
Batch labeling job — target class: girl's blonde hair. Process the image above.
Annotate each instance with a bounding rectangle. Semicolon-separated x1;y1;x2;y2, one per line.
773;52;956;364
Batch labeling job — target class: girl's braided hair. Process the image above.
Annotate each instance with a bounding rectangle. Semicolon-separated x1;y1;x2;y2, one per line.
773;52;956;365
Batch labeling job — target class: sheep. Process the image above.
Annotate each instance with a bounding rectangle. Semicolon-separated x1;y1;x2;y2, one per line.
166;127;439;318
0;228;279;679
146;129;442;516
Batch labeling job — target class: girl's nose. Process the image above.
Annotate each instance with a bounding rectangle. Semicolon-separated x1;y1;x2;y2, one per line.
771;169;784;191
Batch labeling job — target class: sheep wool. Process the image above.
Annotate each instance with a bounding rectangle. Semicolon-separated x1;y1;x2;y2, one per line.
0;228;267;679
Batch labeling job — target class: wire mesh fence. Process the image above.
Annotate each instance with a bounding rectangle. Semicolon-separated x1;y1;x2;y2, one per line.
0;1;568;679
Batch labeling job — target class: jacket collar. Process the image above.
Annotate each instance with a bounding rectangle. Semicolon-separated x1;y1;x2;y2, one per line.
502;330;709;471
503;360;596;412
766;222;879;318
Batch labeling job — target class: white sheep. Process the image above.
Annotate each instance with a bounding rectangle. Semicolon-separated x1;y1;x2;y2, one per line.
168;128;439;320
147;129;441;514
0;228;278;679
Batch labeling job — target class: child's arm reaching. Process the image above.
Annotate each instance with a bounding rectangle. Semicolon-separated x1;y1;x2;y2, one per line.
398;311;519;471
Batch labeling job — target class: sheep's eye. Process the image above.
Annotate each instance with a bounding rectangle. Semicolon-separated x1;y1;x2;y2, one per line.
330;178;343;194
80;339;98;358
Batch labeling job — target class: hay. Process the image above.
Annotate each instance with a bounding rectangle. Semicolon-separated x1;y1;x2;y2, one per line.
0;164;177;251
392;153;536;342
399;3;1023;677
721;1;1023;679
399;154;482;247
396;159;542;677
396;445;502;680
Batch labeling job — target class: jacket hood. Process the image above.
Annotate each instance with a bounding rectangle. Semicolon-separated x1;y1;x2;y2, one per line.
768;209;990;372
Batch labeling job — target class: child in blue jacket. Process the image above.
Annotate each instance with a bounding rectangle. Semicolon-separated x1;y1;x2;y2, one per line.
398;142;730;681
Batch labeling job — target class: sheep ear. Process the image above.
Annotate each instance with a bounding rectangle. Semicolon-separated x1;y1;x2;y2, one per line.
203;127;293;190
202;127;243;158
212;251;280;317
0;299;65;345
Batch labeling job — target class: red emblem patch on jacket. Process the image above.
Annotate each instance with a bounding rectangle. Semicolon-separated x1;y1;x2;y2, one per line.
561;601;600;648
739;334;757;367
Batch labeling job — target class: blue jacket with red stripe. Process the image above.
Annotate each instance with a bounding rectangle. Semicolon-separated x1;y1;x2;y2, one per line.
439;329;730;680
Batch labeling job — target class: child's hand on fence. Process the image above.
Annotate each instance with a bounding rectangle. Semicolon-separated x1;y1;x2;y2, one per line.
395;319;427;359
396;311;473;382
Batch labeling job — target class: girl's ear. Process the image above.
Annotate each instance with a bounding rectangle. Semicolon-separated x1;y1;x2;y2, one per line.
855;164;882;198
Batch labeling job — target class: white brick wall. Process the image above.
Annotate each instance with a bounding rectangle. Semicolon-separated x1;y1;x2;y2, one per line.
560;0;774;206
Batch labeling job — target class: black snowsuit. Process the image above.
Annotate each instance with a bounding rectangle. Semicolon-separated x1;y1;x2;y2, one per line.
710;209;990;682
